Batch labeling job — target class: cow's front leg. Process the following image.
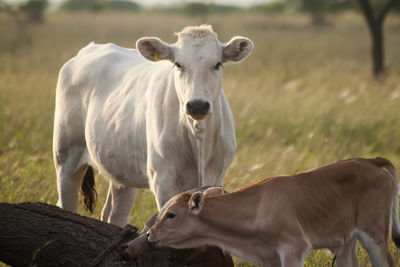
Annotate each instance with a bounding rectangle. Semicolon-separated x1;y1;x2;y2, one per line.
106;182;136;227
149;168;182;210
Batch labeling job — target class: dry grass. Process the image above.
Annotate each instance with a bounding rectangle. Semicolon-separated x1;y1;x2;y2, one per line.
1;11;400;266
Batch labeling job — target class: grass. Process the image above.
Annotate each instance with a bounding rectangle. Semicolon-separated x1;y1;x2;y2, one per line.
1;10;400;266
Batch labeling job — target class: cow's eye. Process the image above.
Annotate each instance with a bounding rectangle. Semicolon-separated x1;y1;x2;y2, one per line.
166;212;176;220
214;62;222;70
174;62;183;71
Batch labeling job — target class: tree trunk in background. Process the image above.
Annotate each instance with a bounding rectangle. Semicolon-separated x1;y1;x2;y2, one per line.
356;0;398;77
311;12;329;26
372;22;384;75
0;202;233;267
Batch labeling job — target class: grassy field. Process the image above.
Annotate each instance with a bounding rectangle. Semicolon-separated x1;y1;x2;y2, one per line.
1;10;400;266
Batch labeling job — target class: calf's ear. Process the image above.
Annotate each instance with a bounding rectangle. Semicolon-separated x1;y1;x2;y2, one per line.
222;37;253;63
136;37;174;62
189;192;204;215
204;187;224;197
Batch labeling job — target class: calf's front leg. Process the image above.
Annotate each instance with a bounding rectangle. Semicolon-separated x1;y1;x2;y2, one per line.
277;244;307;267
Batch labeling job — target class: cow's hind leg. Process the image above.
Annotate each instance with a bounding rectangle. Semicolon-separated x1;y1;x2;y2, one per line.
333;237;359;267
106;182;136;228
101;181;113;222
357;231;395;267
55;146;88;212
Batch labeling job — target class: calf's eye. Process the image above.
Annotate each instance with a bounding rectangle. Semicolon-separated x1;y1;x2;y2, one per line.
166;212;176;219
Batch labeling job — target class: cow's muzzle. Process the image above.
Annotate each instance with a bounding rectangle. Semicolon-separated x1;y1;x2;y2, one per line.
186;100;210;120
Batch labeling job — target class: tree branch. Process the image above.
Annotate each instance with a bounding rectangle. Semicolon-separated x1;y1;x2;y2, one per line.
378;0;398;25
356;0;377;34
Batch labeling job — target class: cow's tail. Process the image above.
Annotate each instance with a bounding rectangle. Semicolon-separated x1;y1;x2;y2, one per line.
80;166;97;213
373;157;400;248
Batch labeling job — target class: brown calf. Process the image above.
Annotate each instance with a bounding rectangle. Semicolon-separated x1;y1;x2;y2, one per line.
145;157;400;267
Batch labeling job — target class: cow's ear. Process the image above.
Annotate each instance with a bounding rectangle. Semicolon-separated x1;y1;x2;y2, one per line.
222;37;253;63
189;192;204;215
204;187;224;197
136;37;173;62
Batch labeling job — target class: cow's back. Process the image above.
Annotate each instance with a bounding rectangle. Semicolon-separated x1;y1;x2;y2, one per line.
58;43;143;95
54;43;169;187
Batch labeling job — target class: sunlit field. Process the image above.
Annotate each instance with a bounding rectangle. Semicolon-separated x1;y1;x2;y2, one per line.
1;11;400;266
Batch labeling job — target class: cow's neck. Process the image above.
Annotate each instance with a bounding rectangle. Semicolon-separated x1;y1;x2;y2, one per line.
189;189;267;261
183;96;223;187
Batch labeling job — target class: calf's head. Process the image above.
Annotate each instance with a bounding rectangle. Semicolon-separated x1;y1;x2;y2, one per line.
136;25;253;121
146;187;224;248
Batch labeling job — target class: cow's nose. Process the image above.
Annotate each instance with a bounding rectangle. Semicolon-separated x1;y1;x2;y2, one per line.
186;100;210;116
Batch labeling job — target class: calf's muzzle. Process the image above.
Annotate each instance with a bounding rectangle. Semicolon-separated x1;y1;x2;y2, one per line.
122;233;153;259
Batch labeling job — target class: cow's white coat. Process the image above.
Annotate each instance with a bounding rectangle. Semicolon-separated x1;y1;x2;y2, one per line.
53;25;253;227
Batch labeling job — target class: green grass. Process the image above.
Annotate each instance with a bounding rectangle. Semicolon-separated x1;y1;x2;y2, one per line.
1;11;400;266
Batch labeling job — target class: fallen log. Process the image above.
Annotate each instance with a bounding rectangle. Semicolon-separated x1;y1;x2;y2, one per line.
0;202;233;267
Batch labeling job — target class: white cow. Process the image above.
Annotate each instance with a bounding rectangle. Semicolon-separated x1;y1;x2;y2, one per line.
53;25;253;227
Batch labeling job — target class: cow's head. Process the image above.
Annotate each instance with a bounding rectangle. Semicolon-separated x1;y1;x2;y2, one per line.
136;25;253;121
146;187;224;248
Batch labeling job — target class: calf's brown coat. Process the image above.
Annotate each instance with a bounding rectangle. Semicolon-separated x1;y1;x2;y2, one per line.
146;157;400;267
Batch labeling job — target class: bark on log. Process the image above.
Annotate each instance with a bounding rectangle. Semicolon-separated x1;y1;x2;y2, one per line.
0;202;233;267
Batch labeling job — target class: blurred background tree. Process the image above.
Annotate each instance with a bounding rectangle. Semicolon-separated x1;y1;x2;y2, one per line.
250;0;353;24
247;0;398;77
182;2;211;22
286;0;353;25
60;0;140;12
60;0;104;12
1;0;47;23
0;0;33;52
105;0;140;12
248;1;287;13
19;0;47;23
1;0;398;77
180;2;238;22
183;2;211;16
355;0;399;77
0;0;18;19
